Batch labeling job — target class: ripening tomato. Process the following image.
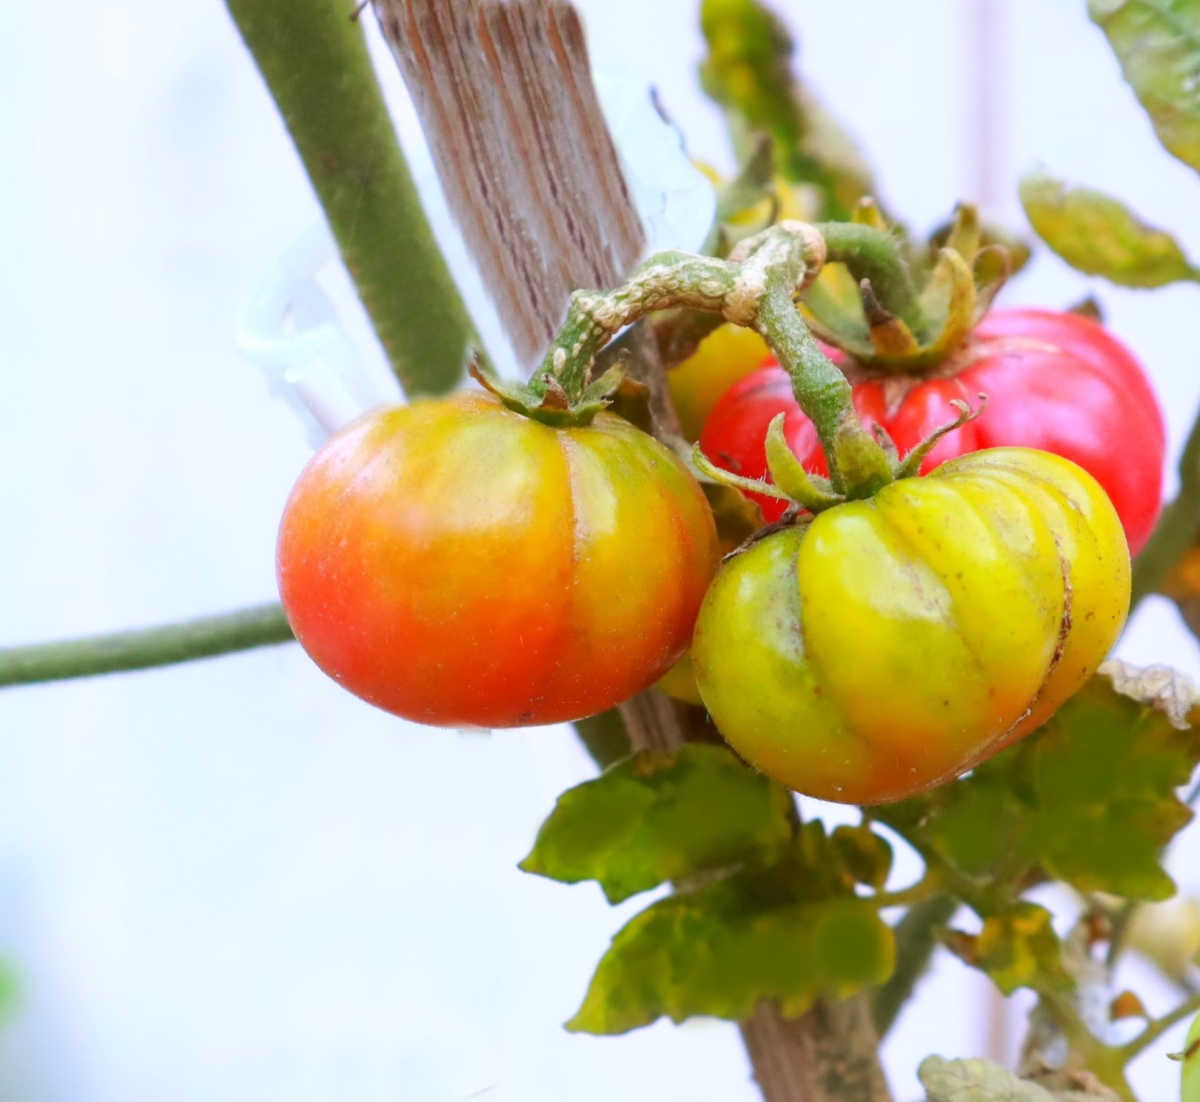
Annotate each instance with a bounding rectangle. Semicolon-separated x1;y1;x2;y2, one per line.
692;447;1130;805
278;391;719;727
667;323;771;440
699;309;1164;552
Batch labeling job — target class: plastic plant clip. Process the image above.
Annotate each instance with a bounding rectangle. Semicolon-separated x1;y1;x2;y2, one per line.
235;223;401;446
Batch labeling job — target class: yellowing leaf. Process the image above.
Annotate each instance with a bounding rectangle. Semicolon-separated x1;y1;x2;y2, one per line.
1020;174;1198;287
567;877;893;1033
1090;0;1200;174
519;745;793;903
880;665;1200;901
942;904;1069;996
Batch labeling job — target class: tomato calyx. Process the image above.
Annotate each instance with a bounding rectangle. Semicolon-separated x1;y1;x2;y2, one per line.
468;352;624;427
694;394;987;521
803;203;1016;375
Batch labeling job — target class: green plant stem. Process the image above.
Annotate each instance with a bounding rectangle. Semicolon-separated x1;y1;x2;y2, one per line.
224;0;474;396
538;223;894;497
0;604;294;687
868;875;943;911
756;280;892;496
814;221;925;335
870;894;957;1038
1132;409;1200;609
1119;991;1200;1060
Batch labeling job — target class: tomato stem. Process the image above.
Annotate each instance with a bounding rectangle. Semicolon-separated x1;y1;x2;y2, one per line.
538;222;896;498
0;604;294;687
755;279;893;497
813;222;927;337
225;0;475;397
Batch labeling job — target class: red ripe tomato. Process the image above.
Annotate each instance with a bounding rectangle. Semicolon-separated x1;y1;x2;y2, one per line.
277;391;719;728
699;308;1165;552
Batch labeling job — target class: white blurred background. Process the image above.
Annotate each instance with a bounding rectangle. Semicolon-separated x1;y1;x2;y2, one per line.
2;1;1198;1099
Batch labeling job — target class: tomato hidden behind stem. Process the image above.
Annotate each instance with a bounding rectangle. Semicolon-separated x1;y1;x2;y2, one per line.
699;308;1164;553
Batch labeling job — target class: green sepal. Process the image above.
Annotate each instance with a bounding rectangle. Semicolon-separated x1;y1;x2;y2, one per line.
692;443;793;503
468;353;615;427
763;413;844;511
1020;173;1200;287
800;204;1012;373
519;745;794;904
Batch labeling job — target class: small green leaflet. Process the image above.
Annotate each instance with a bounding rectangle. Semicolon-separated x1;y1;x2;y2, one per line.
880;665;1200;902
519;745;793;903
567;869;893;1034
1020;173;1198;287
1090;0;1200;174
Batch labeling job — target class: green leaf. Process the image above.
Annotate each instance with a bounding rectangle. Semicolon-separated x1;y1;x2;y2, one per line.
519;745;793;904
1020;174;1198;287
941;904;1070;996
567;867;893;1033
1089;0;1200;173
880;665;1200;902
699;0;877;220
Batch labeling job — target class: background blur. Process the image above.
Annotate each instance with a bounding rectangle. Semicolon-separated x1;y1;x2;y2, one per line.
2;1;1198;1098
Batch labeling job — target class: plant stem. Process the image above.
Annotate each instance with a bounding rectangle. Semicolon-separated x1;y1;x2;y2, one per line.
1118;990;1200;1060
870;894;958;1038
756;280;892;496
224;0;474;396
572;710;632;770
1132;407;1200;608
740;998;893;1102
814;221;925;335
0;604;294;687
543;223;893;495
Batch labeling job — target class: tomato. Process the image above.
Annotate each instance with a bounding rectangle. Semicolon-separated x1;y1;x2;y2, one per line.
277;391;719;727
667;323;771;440
691;447;1130;805
654;649;704;707
699;309;1164;552
1184;1007;1200;1102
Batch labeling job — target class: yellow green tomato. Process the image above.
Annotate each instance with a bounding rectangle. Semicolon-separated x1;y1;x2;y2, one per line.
1185;1008;1200;1102
654;649;704;706
668;323;771;440
691;448;1130;805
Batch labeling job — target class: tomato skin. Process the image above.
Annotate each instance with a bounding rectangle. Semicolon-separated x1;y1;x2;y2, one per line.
691;447;1130;805
699;309;1165;552
277;391;719;727
667;323;772;440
